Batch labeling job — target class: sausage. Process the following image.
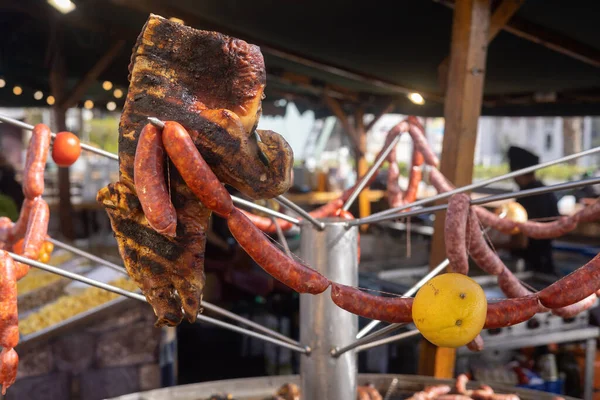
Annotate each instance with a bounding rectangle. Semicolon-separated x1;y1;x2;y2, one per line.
474;206;519;236
406;385;451;400
0;252;18;350
357;385;382;400
517;216;577;239
456;374;470;394
386;158;404;208
134;123;177;236
467;334;484;352
574;198;600;223
330;283;413;323
404;150;424;204
0;348;18;395
497;266;533;299
23;123;51;199
0;217;13;244
428;167;455;194
436;396;473;400
445;194;471;274
538;253;600;309
551;293;598;318
407;116;439;167
22;198;49;260
484;296;540;329
227;208;329;294
8;197;35;245
161;121;233;218
467;209;505;276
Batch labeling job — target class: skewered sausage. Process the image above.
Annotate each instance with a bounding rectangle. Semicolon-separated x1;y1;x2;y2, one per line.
330;283;413;323
551;293;598;318
134;123;177;236
538;253;600;309
484;296;540;329
0;251;18;350
404;150;424;204
467;210;504;276
407;116;439;167
162;121;233;218
228;208;329;294
467;335;484;352
23;124;51;199
445;194;471;274
22;198;49;261
0;348;18;395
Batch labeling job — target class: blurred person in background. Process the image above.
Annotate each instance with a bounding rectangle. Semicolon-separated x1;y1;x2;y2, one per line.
0;153;24;221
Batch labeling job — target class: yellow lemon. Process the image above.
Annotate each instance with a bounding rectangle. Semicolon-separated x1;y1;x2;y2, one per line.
412;273;487;348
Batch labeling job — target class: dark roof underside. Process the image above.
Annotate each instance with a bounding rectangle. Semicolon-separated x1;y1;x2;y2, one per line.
1;0;599;117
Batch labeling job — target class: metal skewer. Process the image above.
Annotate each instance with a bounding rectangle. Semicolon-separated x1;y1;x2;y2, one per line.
341;134;401;212
272;217;293;258
0;113;300;225
0;114;118;161
351;145;600;226
10;252;309;354
355;329;420;354
331;323;404;357
276;195;325;230
347;175;600;227
46;238;301;346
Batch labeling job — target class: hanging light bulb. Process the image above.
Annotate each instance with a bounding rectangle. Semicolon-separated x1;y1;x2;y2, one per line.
102;81;113;91
113;89;123;99
408;93;425;105
13;86;22;96
106;101;117;111
84;100;94;109
0;79;5;88
34;91;44;100
47;96;55;105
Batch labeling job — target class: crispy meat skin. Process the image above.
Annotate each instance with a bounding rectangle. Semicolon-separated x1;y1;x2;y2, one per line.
99;15;294;326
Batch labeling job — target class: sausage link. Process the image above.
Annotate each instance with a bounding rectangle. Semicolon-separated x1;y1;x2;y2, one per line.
357;385;382;400
22;197;49;260
497;266;533;299
134;123;177;236
0;218;13;245
574;198;600;223
424;385;452;396
456;374;470;395
403;150;424;204
428;167;455;194
467;209;505;276
0;251;18;349
0;348;18;395
23;123;51;199
330;283;413;323
551;293;598;318
474;206;519;236
436;396;473;400
227;208;329;294
407;117;439;167
538;253;600;309
162;121;233;218
517;216;577;239
445;194;471;274
8;197;35;245
467;334;484;352
484;296;539;329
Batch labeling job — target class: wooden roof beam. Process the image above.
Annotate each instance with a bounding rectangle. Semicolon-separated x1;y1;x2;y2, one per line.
436;0;600;68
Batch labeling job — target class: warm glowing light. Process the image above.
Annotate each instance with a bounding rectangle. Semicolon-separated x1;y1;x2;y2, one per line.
169;17;184;24
34;91;43;100
84;100;94;109
0;79;5;88
47;0;76;14
47;96;55;105
113;89;123;98
408;92;425;105
106;101;117;111
13;86;22;96
102;81;113;91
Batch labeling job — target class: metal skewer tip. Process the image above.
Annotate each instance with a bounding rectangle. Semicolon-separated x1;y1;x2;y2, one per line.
147;117;165;128
276;195;325;230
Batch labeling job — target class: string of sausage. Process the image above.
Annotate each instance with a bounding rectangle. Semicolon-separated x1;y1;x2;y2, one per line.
406;374;522;399
0;123;53;393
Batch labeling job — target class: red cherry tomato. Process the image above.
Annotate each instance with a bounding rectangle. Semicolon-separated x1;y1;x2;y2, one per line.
52;131;81;167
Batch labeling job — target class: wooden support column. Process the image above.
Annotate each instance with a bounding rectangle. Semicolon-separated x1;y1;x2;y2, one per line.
354;106;370;231
419;0;490;378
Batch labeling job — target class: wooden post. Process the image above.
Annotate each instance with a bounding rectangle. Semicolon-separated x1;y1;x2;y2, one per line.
355;107;370;232
419;0;491;378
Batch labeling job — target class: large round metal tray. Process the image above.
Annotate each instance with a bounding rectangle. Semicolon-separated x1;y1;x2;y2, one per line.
107;374;577;400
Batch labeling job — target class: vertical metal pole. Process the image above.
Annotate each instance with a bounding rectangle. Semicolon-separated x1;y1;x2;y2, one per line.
584;337;596;400
300;220;358;400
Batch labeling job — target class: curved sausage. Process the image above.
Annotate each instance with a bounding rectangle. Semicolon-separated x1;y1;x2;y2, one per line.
23;123;51;199
407;116;439;167
403;150;424;204
227;208;329;294
484;296;540;329
497;266;533;299
0;348;18;395
162;121;233;218
330;283;413;323
134;123;177;236
474;206;519;236
0;218;13;245
428;167;455;194
467;334;484;352
467;209;504;276
538;253;600;309
551;293;598;319
0;252;18;350
22;197;49;261
8;197;35;245
445;194;470;274
574;198;600;223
